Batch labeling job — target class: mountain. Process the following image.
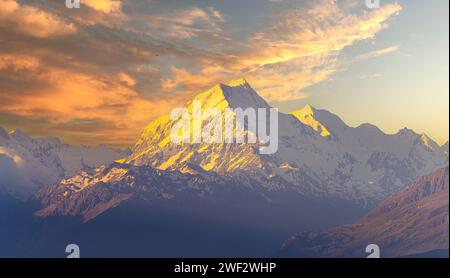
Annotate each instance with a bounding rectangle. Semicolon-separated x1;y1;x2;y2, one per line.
0;128;129;200
280;167;449;258
120;78;363;201
1;78;444;257
31;161;366;257
290;105;331;137
35;79;448;218
123;80;447;203
123;78;274;173
26;79;369;257
27;78;448;257
291;105;448;195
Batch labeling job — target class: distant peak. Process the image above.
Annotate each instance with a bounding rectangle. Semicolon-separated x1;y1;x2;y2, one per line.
290;105;331;137
419;133;434;149
222;77;250;88
397;127;417;136
357;123;383;133
420;133;430;140
290;104;316;116
303;104;315;114
8;129;31;141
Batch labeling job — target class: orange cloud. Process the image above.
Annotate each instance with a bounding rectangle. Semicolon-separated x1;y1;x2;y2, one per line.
0;54;180;147
137;7;225;39
161;66;223;92
0;54;40;71
243;1;402;101
0;0;76;38
118;73;137;87
0;0;404;147
160;1;402;102
83;0;122;14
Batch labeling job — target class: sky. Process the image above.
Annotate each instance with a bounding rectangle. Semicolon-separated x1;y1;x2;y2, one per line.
0;0;448;147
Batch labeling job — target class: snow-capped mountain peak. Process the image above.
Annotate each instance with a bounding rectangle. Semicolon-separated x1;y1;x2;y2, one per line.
8;129;31;143
0;129;129;200
397;127;417;137
127;78;285;173
418;133;435;149
190;77;270;111
117;79;447;204
222;77;250;88
290;105;331;137
395;128;441;151
16;78;448;208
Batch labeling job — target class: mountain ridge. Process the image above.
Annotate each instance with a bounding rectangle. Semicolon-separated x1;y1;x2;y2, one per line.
0;128;130;200
280;166;449;258
2;78;447;257
34;79;449;221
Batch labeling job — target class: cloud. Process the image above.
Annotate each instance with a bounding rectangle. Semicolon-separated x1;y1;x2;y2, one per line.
0;52;181;146
358;73;383;80
118;72;137;87
160;0;402;101
207;6;224;22
0;150;35;200
355;45;400;61
243;1;401;100
0;0;76;38
247;55;338;101
0;0;403;146
129;6;225;40
0;1;208;146
83;0;122;14
0;54;40;71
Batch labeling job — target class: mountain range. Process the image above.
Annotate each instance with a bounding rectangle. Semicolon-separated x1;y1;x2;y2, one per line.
280;166;449;257
36;78;448;215
0;78;448;257
0;128;128;200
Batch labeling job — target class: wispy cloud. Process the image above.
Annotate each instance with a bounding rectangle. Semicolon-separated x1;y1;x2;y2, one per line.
356;45;401;61
129;6;225;40
358;73;383;80
0;0;402;146
160;0;402;101
0;0;76;38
